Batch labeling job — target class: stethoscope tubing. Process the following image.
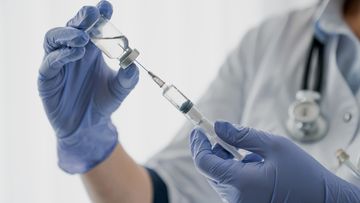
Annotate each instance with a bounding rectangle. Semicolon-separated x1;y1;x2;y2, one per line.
302;37;324;92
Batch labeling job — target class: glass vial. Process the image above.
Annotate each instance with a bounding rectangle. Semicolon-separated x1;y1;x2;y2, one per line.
86;16;139;68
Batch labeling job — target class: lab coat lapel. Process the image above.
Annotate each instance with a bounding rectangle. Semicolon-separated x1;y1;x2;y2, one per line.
311;37;360;170
338;117;360;185
337;64;360;184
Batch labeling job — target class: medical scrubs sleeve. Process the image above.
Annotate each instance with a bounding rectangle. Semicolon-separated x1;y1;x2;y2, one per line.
146;168;169;203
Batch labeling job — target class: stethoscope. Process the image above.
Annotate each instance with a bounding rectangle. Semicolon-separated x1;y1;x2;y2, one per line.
286;36;360;178
286;37;327;142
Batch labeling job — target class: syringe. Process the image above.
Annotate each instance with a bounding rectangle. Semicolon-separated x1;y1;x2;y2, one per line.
85;14;242;159
134;60;243;160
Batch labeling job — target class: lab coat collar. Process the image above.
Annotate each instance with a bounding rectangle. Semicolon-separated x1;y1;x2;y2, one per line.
314;0;350;42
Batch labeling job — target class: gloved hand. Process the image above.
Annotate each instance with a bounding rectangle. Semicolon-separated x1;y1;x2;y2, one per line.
190;121;360;203
38;1;139;174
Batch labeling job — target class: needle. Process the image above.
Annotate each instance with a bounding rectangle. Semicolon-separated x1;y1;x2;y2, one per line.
134;59;149;72
134;59;166;88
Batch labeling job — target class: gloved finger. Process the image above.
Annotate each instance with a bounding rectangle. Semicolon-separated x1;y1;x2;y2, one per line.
212;144;233;160
241;153;264;163
207;179;218;188
39;47;86;80
44;27;89;54
110;63;139;102
214;121;272;157
97;0;113;19
66;6;100;30
190;128;238;182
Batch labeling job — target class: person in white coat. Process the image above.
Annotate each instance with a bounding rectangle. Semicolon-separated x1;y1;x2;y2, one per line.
38;0;360;202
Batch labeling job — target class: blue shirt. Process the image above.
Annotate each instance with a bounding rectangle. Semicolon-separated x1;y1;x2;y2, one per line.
315;0;360;94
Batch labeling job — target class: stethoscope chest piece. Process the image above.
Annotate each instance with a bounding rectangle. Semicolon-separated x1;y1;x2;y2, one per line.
286;90;327;142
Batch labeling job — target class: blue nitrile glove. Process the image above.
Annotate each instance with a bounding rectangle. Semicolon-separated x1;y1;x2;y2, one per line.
190;121;360;203
38;1;139;174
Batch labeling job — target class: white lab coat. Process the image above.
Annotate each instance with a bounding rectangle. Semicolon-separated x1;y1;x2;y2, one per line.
146;2;360;202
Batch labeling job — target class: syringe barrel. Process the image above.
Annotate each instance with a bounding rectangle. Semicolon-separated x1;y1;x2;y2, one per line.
162;84;193;113
162;84;243;160
185;106;243;160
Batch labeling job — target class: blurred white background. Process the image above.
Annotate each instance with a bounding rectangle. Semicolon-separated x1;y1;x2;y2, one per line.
0;0;317;202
